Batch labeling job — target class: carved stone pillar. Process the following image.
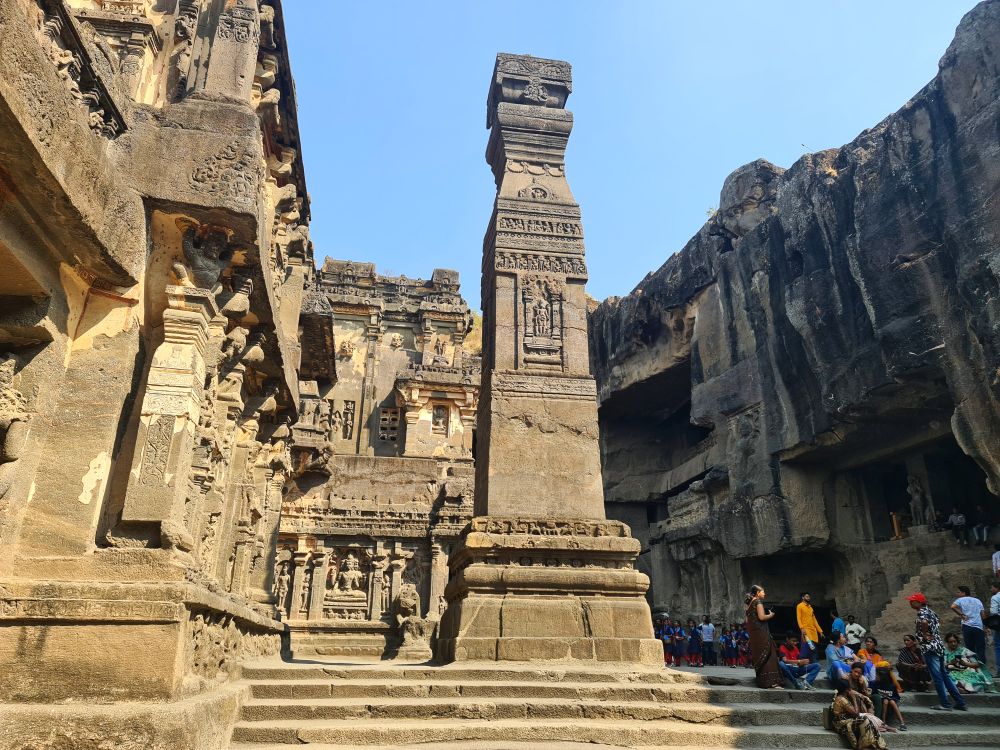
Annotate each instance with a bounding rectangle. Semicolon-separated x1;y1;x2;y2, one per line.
289;549;311;621
308;551;329;621
121;287;218;546
120;33;146;97
437;55;659;665
427;542;448;620
388;542;411;614
202;0;260;102
368;546;388;620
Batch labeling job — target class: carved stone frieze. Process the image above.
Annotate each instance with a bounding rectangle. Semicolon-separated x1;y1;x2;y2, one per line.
490;371;596;401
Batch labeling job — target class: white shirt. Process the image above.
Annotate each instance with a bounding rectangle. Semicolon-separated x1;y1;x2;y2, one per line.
700;623;716;642
993;550;1000;576
844;622;866;644
991;591;1000;618
953;595;984;630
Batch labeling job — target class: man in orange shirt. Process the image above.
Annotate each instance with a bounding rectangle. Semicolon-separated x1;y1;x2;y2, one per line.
796;592;824;663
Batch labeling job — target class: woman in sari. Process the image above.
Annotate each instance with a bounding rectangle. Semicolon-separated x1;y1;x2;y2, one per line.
744;584;783;688
944;632;997;693
896;634;931;692
829;681;890;749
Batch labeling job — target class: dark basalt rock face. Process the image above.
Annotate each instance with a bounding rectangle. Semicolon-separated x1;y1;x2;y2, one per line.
589;1;1000;623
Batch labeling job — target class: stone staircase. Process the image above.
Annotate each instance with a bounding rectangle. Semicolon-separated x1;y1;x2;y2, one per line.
869;560;997;667
228;659;1000;749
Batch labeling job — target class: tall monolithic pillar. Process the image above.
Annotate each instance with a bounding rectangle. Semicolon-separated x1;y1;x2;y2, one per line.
437;55;660;664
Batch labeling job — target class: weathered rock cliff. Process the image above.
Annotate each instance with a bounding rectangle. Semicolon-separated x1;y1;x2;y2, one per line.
590;0;1000;626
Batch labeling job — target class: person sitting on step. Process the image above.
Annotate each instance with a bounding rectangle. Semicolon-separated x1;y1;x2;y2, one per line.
872;662;907;732
778;633;821;689
896;634;931;692
829;678;893;750
944;632;998;694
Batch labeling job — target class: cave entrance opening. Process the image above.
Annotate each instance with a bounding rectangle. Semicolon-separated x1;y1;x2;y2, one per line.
853;433;996;541
739;550;840;639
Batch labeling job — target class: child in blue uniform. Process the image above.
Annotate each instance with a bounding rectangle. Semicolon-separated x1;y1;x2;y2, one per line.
686;618;703;666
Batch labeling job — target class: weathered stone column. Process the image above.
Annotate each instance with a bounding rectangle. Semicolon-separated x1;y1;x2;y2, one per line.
121;286;217;547
437;54;659;665
288;549;311;621
202;0;260;102
427;541;448;619
368;547;389;620
308;551;330;620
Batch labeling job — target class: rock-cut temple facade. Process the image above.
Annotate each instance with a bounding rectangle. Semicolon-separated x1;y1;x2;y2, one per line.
1;0;1000;748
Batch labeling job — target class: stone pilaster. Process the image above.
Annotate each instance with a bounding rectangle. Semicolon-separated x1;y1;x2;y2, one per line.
437;54;659;665
202;0;260;101
308;551;329;620
121;286;218;546
289;549;311;621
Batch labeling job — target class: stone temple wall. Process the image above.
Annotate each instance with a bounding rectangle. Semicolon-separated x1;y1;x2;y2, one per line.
280;260;479;657
0;1;329;748
588;1;1000;636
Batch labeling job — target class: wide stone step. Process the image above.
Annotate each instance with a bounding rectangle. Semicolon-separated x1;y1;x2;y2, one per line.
239;696;996;726
228;718;1000;747
245;677;1000;707
232;746;1000;750
241;664;696;684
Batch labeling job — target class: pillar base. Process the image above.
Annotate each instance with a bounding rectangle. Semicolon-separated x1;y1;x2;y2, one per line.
437;517;661;665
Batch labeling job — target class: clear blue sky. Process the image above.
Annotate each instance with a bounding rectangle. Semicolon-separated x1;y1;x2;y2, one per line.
283;1;980;308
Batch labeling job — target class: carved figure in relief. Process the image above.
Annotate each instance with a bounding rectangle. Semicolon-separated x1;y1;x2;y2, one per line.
522;77;548;103
175;221;234;293
334;554;367;598
338;340;355;358
432;405;448;433
907;475;928;526
316;403;330;435
388;333;403;348
330;410;343;437
299;398;318;426
532;297;551;337
275;563;290;616
342;401;356;439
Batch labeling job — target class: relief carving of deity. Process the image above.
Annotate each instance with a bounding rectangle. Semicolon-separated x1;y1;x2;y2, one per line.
532;298;551;337
332;553;367;600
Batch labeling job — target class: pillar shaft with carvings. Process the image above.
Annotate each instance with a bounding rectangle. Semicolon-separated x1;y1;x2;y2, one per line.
437;54;659;665
121;286;218;547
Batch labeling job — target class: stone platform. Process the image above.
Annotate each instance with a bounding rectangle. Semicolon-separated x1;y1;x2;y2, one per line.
227;657;1000;749
437;518;661;664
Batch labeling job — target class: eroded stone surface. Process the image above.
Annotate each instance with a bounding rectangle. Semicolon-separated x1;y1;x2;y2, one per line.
589;1;1000;630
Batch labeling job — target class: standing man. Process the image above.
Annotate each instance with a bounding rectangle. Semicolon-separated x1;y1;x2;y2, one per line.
988;580;1000;678
844;614;867;653
796;592;823;663
831;609;845;640
907;592;967;711
699;615;717;667
950;585;986;663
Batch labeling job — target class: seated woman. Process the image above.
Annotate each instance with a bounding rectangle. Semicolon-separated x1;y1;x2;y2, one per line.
896;634;931;692
944;632;998;694
829;680;892;749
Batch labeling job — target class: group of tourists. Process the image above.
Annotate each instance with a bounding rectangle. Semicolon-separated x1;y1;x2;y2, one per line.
725;581;1000;750
652;615;751;667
